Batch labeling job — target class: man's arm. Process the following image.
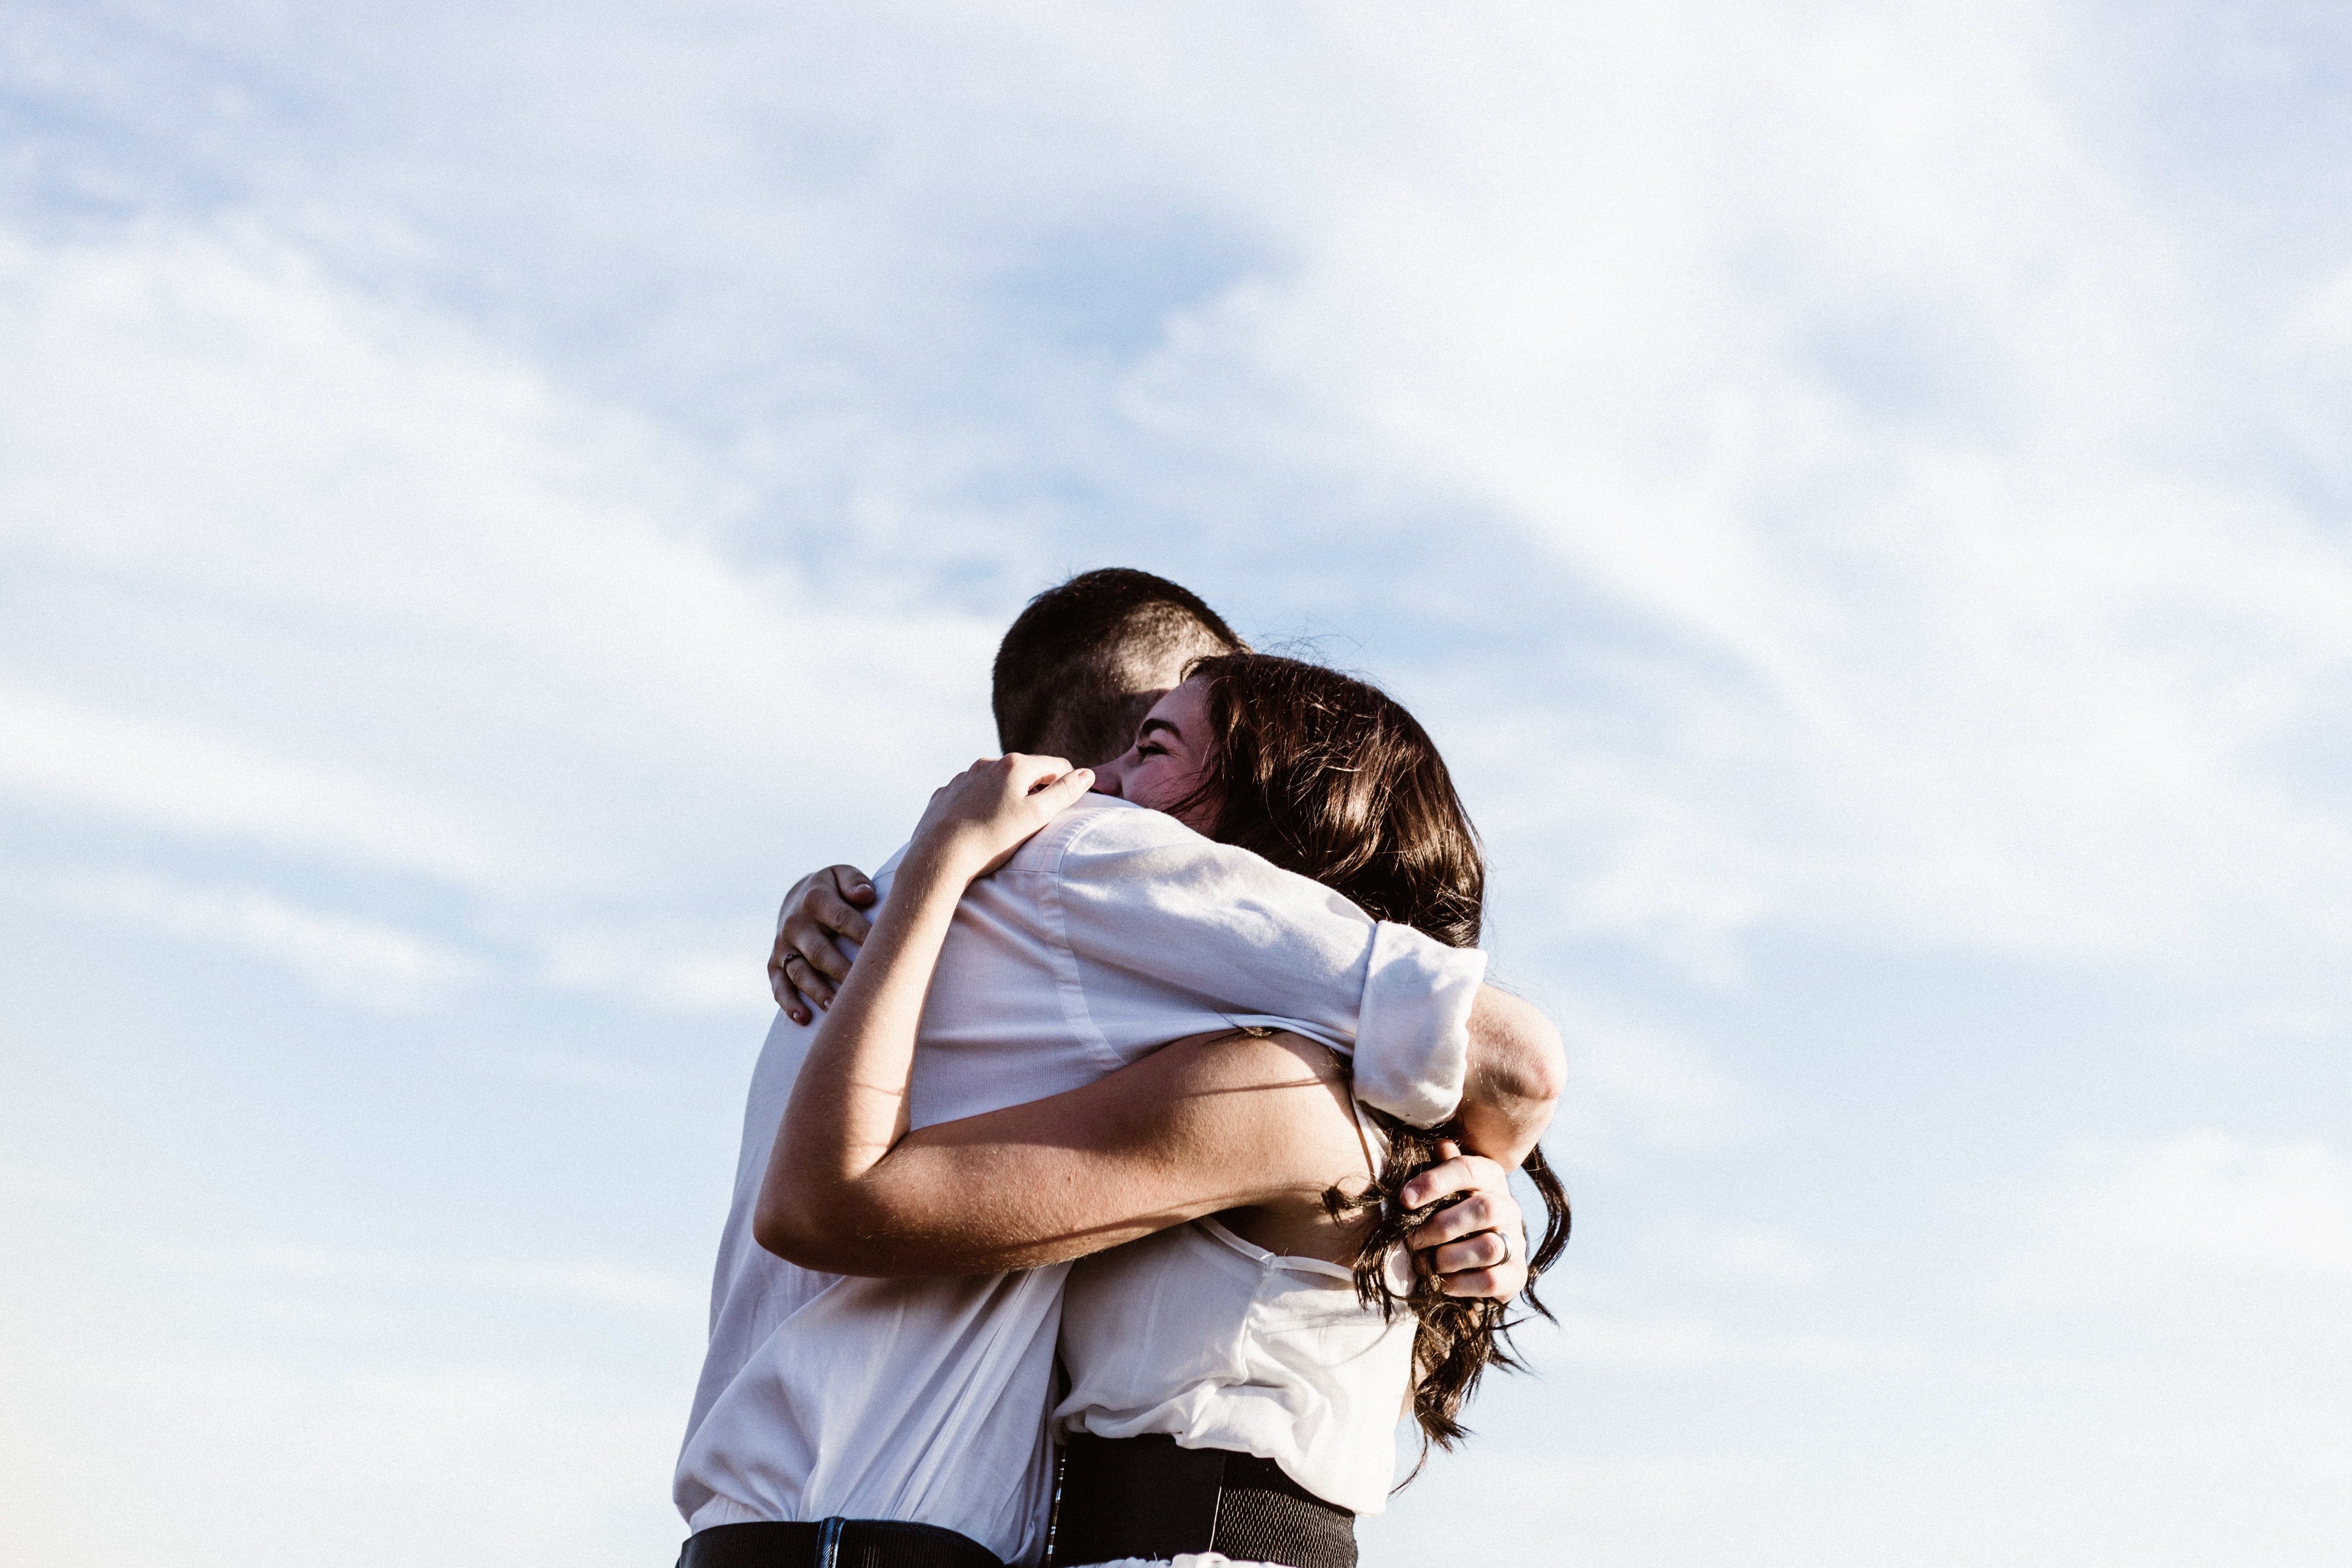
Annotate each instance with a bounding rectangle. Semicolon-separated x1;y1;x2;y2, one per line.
766;848;1564;1155
1458;987;1566;1170
769;864;875;1024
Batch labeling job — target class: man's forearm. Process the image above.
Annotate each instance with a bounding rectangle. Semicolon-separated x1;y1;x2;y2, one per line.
1455;986;1565;1168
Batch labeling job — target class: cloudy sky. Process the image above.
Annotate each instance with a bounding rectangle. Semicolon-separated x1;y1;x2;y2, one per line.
5;3;2349;1564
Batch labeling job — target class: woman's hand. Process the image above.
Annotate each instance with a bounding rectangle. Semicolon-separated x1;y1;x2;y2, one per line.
1401;1141;1531;1300
906;754;1095;883
763;753;1093;1267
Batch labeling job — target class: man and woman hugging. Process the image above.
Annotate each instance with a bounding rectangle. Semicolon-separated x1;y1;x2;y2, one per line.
674;569;1568;1568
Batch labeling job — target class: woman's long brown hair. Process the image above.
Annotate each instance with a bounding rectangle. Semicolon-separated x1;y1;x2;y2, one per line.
1172;652;1571;1469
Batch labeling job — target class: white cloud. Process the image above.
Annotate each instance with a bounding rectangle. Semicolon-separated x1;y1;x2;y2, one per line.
0;224;999;914
1649;1219;1828;1288
500;1051;665;1093
1547;994;1752;1157
0;684;539;890
458;1260;704;1321
0;1352;688;1567
2049;1131;2352;1281
241;1243;705;1322
1103;5;2352;977
528;916;781;1017
46;872;483;1011
15;4;2349;989
1544;1277;1880;1373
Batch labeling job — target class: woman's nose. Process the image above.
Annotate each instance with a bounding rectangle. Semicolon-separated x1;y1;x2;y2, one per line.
1088;758;1125;796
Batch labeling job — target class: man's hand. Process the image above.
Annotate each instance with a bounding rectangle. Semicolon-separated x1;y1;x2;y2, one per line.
769;865;877;1025
1403;1141;1529;1299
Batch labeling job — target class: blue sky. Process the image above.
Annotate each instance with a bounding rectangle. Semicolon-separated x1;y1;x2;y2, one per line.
5;3;2350;1564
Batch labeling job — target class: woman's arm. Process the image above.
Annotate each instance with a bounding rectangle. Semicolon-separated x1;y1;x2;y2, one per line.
758;1026;1377;1275
759;754;1096;1253
760;1017;1533;1290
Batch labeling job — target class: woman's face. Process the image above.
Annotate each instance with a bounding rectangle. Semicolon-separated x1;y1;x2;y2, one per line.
1088;677;1219;832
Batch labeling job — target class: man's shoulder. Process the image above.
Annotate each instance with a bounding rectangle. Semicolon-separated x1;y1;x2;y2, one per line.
1001;793;1200;873
1017;798;1345;909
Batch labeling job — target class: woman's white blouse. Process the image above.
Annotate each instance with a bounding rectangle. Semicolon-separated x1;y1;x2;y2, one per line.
1052;1213;1417;1516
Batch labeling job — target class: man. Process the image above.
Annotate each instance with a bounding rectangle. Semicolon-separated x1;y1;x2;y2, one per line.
771;568;1244;1030
677;570;1563;1566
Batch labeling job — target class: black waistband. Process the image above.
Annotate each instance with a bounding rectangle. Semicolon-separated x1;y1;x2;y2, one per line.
1045;1434;1357;1568
679;1519;1004;1568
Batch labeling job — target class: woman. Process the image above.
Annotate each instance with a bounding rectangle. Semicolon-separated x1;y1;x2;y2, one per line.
761;655;1568;1568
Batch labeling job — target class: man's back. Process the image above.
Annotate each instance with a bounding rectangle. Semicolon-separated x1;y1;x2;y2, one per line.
675;796;1484;1562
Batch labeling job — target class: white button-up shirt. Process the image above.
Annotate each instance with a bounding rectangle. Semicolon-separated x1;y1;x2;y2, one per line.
674;797;1486;1565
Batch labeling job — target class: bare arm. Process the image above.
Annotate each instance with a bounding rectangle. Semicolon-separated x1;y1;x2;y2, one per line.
760;755;1095;1265
758;1027;1374;1276
760;1026;1532;1292
1456;987;1566;1169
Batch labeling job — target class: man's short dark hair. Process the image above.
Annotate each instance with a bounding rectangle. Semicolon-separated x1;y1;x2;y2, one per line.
992;568;1246;765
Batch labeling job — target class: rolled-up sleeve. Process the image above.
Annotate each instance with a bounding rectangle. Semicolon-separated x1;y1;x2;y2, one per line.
1034;802;1484;1127
1354;921;1484;1127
